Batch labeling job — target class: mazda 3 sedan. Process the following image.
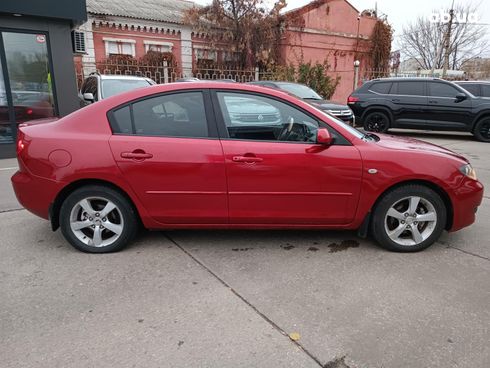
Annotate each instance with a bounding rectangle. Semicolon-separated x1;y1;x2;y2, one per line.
12;83;483;253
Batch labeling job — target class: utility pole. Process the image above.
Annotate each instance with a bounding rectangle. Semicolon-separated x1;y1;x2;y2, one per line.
442;1;455;78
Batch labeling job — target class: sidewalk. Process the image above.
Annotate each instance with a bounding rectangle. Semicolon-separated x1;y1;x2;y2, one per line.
0;158;20;212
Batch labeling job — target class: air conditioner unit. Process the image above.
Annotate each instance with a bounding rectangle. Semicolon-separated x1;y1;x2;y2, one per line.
72;31;86;53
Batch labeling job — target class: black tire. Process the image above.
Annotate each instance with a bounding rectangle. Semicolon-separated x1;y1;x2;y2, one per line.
363;111;390;133
473;118;490;142
59;185;138;253
371;185;447;252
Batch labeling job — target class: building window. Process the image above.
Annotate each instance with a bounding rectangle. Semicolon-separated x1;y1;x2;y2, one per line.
103;37;136;57
144;41;173;53
223;51;239;62
195;48;217;62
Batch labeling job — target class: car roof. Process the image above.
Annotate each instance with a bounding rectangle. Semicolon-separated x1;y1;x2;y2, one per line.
368;77;449;83
95;74;152;81
455;80;490;84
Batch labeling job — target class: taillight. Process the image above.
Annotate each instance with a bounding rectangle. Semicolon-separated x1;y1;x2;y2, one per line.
17;130;26;156
347;96;359;104
26;108;33;115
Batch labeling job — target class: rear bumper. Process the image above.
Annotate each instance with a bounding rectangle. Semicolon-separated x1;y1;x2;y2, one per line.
450;177;484;232
11;170;61;220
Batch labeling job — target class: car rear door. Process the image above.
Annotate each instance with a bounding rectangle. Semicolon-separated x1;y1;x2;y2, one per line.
108;89;228;225
212;90;363;225
389;81;428;128
426;81;473;130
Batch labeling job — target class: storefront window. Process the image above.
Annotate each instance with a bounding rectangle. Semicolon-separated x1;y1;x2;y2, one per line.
3;32;55;124
0;57;12;144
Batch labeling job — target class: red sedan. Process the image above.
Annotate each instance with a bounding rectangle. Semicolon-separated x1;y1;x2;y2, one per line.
11;82;484;253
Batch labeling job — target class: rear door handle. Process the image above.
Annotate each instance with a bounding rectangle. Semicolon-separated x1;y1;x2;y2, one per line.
391;98;400;102
429;100;438;104
121;151;153;160
232;156;263;163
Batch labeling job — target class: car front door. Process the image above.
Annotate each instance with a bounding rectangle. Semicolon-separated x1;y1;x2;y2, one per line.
389;81;428;128
426;81;473;130
108;90;228;225
212;91;363;225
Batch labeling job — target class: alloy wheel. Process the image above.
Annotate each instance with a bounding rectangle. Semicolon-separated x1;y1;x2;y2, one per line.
384;196;437;246
366;114;388;132
69;197;124;247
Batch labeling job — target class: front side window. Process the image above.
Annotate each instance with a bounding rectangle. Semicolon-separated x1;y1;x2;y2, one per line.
110;91;208;138
82;77;98;99
396;82;425;96
217;92;319;143
481;85;490;98
428;82;461;98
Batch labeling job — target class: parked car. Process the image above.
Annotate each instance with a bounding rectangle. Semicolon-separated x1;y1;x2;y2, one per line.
79;73;155;106
455;81;490;98
12;82;483;254
348;77;490;142
248;81;355;125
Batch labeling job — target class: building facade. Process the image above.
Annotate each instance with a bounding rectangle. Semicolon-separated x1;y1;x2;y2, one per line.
281;0;377;101
75;0;376;101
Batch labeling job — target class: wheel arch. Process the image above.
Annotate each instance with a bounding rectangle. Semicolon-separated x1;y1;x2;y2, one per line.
361;106;394;125
50;178;143;231
472;112;490;132
368;179;454;231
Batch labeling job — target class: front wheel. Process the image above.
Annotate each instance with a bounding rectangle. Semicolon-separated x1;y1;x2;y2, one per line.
473;118;490;142
60;185;138;253
363;111;390;133
371;185;447;252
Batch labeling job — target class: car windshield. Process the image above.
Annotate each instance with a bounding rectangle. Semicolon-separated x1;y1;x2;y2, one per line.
101;79;152;98
278;83;323;100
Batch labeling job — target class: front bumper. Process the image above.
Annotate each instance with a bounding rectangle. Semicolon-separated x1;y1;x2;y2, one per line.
450;177;484;232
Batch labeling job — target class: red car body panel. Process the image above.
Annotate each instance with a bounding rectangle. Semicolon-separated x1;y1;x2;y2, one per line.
11;82;484;233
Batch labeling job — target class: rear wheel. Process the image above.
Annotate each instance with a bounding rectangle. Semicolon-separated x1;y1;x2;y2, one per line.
474;118;490;142
371;185;446;252
363;111;390;133
60;185;138;253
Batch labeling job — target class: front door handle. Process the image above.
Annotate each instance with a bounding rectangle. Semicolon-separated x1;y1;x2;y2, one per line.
429;100;438;104
391;98;400;103
121;150;153;160
232;156;263;163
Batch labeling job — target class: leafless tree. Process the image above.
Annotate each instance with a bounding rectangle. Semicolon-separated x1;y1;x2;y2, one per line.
399;2;488;70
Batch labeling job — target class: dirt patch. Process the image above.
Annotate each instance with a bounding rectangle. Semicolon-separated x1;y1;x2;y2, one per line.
324;356;350;368
232;248;254;252
308;247;319;252
281;243;295;250
328;240;359;253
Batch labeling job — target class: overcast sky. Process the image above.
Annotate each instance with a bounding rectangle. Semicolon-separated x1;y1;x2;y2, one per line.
194;0;490;57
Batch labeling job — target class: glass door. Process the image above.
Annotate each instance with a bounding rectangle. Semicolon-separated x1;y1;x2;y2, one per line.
0;31;56;158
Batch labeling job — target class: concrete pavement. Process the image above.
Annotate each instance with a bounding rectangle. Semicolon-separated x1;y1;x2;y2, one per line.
0;132;489;368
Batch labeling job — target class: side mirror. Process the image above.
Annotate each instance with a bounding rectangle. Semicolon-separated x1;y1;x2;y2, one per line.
316;128;333;146
455;93;467;102
83;92;95;103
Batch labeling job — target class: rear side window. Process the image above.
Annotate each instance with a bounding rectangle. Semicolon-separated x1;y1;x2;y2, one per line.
109;91;209;138
459;84;480;96
428;82;460;98
368;82;392;94
396;82;425;96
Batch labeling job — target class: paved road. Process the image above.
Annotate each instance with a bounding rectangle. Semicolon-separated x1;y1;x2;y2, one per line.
1;131;489;368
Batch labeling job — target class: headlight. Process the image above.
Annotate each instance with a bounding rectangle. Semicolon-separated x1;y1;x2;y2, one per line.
459;164;477;180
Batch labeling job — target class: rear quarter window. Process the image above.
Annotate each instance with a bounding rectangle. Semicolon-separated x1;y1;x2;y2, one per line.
368;82;392;94
459;84;480;96
109;106;132;134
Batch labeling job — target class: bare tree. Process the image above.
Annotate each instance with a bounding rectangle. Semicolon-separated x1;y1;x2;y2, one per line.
185;0;286;69
399;2;488;70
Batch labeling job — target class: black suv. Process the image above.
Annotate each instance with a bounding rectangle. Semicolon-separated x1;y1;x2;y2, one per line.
348;78;490;142
455;81;490;98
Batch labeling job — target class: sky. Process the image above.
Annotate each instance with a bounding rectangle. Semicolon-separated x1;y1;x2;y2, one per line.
193;0;490;58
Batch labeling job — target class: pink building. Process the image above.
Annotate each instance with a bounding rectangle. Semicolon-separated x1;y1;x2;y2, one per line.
74;0;377;101
281;0;377;101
